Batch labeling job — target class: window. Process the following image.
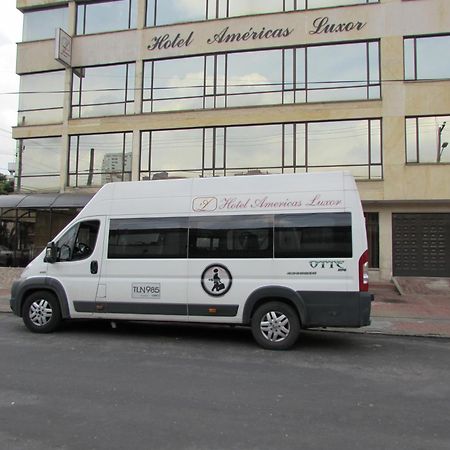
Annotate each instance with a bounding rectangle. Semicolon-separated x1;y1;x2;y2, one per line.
72;63;135;118
143;42;380;112
304;119;382;179
150;0;206;26
304;0;378;8
108;217;188;259
69;133;132;188
406;115;450;163
227;50;283;107
405;35;450;81
108;213;353;260
140;119;382;181
18;71;65;126
19;137;61;193
305;41;380;102
189;215;273;259
22;6;68;42
57;220;100;262
141;129;203;179
143;57;204;112
145;0;378;26
364;212;379;268
275;213;352;258
77;0;137;35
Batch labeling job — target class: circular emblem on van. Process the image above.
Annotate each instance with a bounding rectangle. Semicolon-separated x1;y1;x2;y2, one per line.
201;264;232;297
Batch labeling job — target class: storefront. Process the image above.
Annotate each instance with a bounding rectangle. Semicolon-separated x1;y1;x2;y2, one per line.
0;193;92;267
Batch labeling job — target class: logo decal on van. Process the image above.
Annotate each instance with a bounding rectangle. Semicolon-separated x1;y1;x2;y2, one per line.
201;264;232;297
193;197;218;212
309;261;347;272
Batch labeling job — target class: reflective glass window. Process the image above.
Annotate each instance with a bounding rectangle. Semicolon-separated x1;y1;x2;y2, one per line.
406;116;450;163
143;42;378;113
228;0;283;17
144;58;204;112
19;137;61;192
72;63;135;118
306;119;381;179
305;0;377;9
69;133;132;187
227;50;283;107
145;0;377;27
275;213;352;258
306;42;380;102
154;0;206;26
226;125;282;171
18;71;65;126
77;0;137;35
189;215;273;259
140;119;382;181
405;35;450;80
22;7;68;42
141;129;203;180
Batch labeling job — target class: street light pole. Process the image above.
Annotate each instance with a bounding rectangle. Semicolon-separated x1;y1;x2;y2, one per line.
437;122;446;163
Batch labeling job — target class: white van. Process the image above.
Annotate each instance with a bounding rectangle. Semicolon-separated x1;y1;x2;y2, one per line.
11;172;373;349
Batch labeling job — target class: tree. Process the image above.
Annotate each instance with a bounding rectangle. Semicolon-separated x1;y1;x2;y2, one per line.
0;174;14;194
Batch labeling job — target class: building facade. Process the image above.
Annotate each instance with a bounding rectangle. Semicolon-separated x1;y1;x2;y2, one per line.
3;0;450;279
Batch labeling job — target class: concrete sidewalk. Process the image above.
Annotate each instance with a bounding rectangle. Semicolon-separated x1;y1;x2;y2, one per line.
364;278;450;338
1;277;450;339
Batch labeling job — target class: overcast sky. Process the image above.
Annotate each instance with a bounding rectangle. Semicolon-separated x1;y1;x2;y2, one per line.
0;2;22;175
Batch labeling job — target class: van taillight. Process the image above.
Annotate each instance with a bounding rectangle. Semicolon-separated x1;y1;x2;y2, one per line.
359;250;369;292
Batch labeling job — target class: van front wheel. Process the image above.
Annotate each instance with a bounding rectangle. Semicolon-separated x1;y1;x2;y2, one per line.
251;302;300;350
22;291;62;333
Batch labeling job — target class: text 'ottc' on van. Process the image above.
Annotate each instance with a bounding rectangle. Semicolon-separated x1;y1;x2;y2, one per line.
10;172;373;350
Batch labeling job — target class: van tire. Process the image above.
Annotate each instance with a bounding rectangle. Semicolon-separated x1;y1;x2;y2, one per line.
22;291;62;333
251;301;300;350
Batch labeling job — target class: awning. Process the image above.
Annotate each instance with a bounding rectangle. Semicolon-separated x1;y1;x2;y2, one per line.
0;193;94;209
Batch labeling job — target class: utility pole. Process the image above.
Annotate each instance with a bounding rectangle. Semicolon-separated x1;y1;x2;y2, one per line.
87;147;95;186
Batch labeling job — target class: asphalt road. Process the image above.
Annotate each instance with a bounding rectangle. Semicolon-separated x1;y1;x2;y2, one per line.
1;314;449;450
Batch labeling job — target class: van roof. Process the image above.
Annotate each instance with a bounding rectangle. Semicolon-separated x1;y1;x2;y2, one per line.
79;171;357;218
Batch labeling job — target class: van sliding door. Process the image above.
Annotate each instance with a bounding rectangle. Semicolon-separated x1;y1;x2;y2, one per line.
99;217;188;318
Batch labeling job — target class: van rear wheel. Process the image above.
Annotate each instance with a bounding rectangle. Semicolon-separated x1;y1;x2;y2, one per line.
251;301;300;350
22;291;62;333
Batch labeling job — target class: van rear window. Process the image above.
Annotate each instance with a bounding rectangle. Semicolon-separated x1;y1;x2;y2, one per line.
275;213;352;258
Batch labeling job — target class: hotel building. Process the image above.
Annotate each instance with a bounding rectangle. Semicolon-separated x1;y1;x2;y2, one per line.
2;0;450;279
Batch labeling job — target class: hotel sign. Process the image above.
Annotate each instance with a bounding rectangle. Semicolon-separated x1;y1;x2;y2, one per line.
55;28;72;67
147;16;368;53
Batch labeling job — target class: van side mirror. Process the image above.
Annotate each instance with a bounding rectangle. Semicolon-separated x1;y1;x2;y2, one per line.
44;242;57;263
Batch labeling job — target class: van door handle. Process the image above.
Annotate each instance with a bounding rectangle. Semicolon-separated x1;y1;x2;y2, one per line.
90;260;98;274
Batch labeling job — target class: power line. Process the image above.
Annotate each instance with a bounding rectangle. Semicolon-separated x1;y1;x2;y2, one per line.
0;78;416;97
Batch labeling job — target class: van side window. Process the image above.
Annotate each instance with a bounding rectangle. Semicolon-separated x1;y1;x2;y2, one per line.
108;217;188;259
275;213;352;258
189;215;273;259
57;220;100;262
